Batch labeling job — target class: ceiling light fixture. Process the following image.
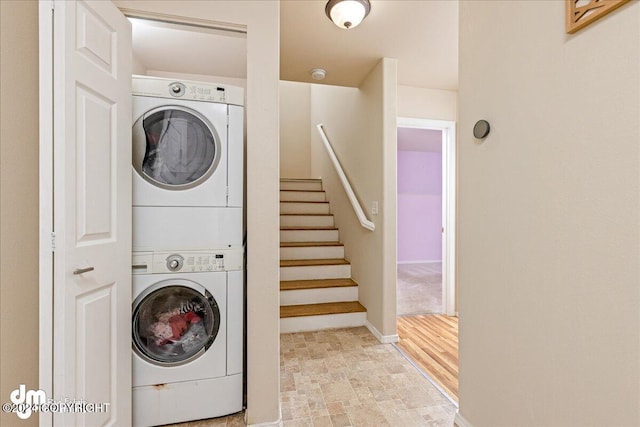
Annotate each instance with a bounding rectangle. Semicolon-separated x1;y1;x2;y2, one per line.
325;0;371;30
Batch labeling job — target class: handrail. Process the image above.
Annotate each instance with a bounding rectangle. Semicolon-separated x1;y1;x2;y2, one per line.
316;124;375;232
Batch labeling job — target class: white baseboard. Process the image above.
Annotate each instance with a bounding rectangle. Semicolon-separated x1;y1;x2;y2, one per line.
454;411;473;427
397;260;442;265
246;405;283;427
365;320;399;343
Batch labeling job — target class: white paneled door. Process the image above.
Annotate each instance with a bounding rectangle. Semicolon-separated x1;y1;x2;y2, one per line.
51;0;132;425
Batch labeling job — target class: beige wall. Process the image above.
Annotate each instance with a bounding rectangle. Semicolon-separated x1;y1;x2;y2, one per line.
279;81;454;180
0;2;40;427
310;58;398;337
458;1;639;426
398;85;457;121
279;81;311;178
121;1;282;424
132;52;147;75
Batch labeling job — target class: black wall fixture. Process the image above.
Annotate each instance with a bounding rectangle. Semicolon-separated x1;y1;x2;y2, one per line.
473;120;490;139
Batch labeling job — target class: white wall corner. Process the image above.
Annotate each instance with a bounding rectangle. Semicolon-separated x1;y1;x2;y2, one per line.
454;411;473;427
245;404;283;427
366;320;399;344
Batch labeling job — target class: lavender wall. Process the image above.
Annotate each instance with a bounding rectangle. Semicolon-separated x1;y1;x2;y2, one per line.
397;149;442;262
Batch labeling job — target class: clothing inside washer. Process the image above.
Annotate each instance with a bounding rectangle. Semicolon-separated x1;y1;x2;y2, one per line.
133;285;220;364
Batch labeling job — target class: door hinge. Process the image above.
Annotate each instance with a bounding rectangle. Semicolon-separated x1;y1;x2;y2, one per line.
51;232;57;252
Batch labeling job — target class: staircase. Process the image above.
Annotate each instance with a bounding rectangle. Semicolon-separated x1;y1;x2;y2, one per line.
280;178;366;333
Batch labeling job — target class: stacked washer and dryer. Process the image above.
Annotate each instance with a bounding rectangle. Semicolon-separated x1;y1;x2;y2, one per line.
130;76;244;427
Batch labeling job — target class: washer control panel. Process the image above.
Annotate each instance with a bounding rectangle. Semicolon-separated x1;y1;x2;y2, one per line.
132;249;243;274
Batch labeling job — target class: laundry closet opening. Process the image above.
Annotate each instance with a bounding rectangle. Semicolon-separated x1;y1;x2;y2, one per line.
127;14;248;426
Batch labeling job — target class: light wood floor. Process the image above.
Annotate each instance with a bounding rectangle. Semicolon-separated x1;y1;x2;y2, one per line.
397;314;459;402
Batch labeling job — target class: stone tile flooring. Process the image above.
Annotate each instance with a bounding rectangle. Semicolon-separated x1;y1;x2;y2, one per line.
168;411;245;427
167;327;456;426
279;327;456;426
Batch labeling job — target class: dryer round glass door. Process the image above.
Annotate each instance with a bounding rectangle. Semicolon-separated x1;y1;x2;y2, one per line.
132;106;222;190
132;279;221;366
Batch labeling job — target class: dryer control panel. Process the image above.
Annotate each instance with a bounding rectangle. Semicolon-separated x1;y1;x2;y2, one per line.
132;75;244;106
132;249;243;274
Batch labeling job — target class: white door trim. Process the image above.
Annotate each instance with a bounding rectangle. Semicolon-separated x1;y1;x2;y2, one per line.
397;117;457;316
38;3;54;426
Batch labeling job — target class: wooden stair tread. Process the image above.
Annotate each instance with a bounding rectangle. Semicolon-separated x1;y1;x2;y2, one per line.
280;301;366;318
280;278;357;291
280;178;322;182
280;258;349;267
280;226;338;230
280;241;343;247
280;213;333;217
280;189;325;193
280;201;329;204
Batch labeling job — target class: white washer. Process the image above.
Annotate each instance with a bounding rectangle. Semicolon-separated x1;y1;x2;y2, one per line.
131;249;243;427
131;76;244;251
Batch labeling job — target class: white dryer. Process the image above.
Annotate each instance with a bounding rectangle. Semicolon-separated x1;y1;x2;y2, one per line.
131;76;244;251
131;249;243;427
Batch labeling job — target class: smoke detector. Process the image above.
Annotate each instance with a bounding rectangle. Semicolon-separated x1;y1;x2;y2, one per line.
311;68;327;80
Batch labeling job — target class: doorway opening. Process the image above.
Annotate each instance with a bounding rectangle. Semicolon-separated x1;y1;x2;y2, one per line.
396;117;455;316
395;117;458;404
397;126;444;315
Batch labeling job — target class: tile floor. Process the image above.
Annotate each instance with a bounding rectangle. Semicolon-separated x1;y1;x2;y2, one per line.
168;411;245;427
279;327;456;426
397;263;442;316
169;327;456;426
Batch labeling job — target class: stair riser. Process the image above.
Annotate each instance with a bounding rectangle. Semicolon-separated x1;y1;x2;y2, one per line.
280;191;326;202
280;286;358;306
280;215;334;227
280;264;351;281
280;245;344;260
280;229;339;242
280;312;366;333
280;202;330;215
280;181;322;191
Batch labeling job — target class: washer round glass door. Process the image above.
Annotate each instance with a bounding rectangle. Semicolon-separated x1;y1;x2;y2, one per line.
132;279;221;366
132;106;222;190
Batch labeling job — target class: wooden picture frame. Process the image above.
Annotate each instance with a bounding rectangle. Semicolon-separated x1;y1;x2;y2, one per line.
566;0;630;34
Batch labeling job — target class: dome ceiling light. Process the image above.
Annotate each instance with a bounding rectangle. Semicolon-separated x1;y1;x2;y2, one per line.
325;0;371;30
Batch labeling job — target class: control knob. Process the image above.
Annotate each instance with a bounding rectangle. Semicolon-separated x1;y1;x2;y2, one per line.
168;82;185;97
